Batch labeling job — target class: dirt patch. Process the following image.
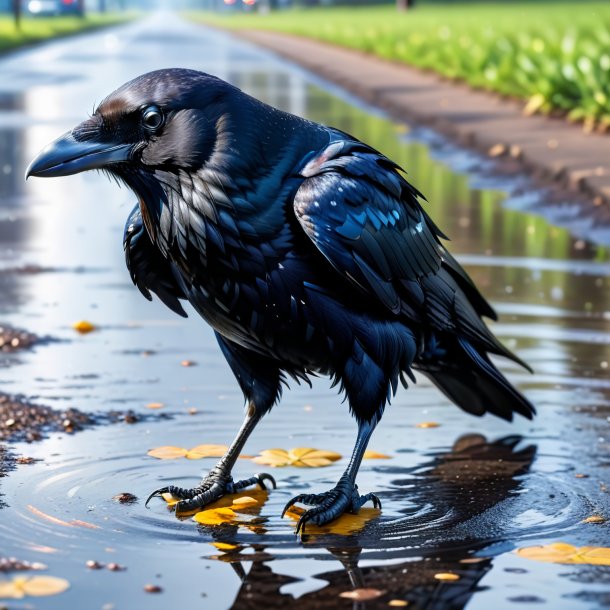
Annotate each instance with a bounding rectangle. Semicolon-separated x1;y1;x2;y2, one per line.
0;324;39;353
0;393;146;444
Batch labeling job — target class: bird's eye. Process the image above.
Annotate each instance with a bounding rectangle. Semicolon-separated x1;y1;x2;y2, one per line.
142;106;164;132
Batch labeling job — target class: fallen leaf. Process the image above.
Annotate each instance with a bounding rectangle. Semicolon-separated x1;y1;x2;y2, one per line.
252;448;342;468
339;588;384;600
193;507;238;525
185;444;229;460
581;515;606;524
516;542;610;566
147;446;188;460
212;542;239;551
146;402;164;410
231;496;259;508
162;488;269;515
284;505;380;536
72;320;96;334
416;422;440;429
388;601;409;607
434;573;460;581
363;450;391;459
148;444;229;460
0;576;69;599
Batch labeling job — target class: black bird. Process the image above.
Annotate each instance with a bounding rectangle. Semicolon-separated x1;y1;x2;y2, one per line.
27;69;535;531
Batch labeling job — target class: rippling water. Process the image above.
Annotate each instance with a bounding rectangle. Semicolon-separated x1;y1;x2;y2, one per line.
0;13;609;610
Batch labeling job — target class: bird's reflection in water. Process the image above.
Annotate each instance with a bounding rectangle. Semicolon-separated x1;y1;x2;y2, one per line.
200;434;536;609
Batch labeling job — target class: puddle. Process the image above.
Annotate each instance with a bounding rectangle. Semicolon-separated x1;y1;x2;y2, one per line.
0;12;608;610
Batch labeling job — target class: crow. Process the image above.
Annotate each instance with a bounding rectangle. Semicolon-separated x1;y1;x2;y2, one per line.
27;68;535;531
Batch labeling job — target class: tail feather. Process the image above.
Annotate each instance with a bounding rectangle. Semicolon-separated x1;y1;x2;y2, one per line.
415;338;535;422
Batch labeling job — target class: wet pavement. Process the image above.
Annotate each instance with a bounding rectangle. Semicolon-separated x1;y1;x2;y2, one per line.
0;12;609;610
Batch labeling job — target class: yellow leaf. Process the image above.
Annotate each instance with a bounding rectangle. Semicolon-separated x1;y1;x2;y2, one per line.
434;573;460;581
253;448;342;468
185;444;229;460
284;505;380;536
581;515;606;524
389;601;409;607
231;496;258;509
21;576;70;597
339;588;384;600
363;450;392;459
193;507;238;525
72;320;96;334
252;448;293;467
146;402;164;410
147;446;188;459
0;576;69;599
416;422;440;428
516;542;610;566
161;492;179;506
212;542;239;551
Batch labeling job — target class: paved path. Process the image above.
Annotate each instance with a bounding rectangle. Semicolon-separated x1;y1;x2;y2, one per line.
233;30;610;212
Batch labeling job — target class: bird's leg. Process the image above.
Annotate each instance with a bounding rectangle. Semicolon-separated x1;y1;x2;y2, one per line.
146;403;275;512
282;419;381;533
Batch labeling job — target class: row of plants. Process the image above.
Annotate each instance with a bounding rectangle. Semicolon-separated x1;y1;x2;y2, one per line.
197;2;610;131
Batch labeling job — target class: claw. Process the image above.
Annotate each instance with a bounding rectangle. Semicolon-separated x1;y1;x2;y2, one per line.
144;487;169;508
255;472;276;490
281;494;307;518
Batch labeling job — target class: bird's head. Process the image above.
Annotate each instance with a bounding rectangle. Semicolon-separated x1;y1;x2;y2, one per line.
26;68;240;182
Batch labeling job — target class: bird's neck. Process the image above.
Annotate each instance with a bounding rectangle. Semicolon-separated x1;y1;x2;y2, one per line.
132;100;326;260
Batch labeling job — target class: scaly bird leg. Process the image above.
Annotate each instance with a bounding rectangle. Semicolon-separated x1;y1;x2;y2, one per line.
146;403;275;512
282;419;381;534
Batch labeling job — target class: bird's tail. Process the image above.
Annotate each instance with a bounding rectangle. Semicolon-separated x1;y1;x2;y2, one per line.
415;337;535;422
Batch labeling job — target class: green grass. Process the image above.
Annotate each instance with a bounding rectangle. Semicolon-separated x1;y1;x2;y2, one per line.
193;2;610;130
0;13;135;54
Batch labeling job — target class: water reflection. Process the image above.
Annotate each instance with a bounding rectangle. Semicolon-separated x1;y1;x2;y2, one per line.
205;435;536;609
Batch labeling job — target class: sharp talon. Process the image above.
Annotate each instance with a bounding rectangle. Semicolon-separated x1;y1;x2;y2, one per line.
256;472;276;490
144;487;169;508
282;494;305;518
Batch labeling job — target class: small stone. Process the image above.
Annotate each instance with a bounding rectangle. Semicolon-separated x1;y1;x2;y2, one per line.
16;456;36;464
509;145;522;159
107;562;125;571
144;584;163;593
181;360;195;367
488;143;507;157
113;492;138;504
86;560;104;569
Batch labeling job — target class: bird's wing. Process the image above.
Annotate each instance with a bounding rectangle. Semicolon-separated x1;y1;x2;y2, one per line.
293;139;513;353
293;139;448;315
123;204;188;317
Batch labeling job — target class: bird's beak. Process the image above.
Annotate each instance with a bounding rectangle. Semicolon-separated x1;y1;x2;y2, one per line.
26;130;133;179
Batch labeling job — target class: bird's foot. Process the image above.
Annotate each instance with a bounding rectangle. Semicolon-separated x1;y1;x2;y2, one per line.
282;476;381;534
145;468;276;513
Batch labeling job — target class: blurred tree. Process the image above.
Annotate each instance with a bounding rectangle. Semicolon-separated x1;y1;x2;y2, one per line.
99;0;107;11
12;0;21;31
77;0;85;16
396;0;415;9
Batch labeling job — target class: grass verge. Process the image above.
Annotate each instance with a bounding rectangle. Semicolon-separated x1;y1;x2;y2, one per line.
0;13;135;54
193;2;610;131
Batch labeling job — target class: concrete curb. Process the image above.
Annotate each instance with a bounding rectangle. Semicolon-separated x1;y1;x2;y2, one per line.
229;29;610;216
